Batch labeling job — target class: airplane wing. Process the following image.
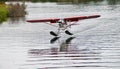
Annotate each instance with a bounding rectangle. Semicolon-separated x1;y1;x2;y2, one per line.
27;18;59;23
64;15;100;22
26;15;100;23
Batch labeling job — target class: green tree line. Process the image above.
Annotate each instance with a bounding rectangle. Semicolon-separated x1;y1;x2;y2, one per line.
0;1;26;23
0;2;8;23
0;0;120;4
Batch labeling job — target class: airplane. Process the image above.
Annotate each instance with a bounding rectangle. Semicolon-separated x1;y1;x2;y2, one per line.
27;15;100;36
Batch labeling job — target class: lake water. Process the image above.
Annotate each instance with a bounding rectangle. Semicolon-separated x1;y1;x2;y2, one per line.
0;1;120;69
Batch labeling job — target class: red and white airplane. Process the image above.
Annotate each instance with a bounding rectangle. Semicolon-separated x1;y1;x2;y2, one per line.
27;15;100;36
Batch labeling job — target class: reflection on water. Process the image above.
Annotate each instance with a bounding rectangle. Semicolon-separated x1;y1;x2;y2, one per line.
107;0;120;5
0;0;120;69
6;17;26;24
50;37;60;44
29;37;77;55
28;37;101;69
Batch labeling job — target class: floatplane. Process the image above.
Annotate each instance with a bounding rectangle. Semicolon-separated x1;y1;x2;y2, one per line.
27;15;100;37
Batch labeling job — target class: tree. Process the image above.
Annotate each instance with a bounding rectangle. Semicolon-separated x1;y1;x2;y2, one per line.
0;0;7;2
